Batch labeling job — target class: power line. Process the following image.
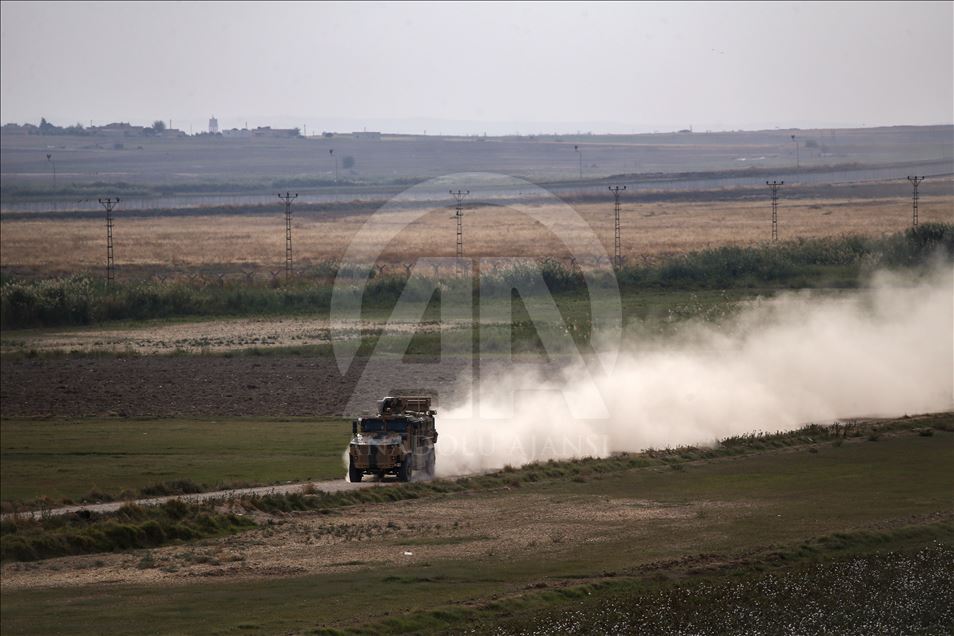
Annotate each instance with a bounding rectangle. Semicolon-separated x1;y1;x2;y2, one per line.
907;176;924;227
98;198;119;286
278;192;298;282
450;189;469;270
767;181;783;242
609;185;626;269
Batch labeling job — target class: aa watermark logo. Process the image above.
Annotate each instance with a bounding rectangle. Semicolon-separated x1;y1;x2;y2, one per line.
330;172;622;458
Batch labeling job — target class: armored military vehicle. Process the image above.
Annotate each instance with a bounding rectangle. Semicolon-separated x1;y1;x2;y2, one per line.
348;396;438;482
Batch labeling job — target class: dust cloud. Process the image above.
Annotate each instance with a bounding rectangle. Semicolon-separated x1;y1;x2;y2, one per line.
435;265;954;476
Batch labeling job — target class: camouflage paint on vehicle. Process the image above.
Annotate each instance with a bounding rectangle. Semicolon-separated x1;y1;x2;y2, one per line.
348;396;438;482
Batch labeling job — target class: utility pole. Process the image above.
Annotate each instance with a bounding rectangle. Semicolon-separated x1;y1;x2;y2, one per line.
99;198;119;285
574;144;583;179
46;153;56;188
278;192;298;282
329;148;338;202
609;185;626;269
450;189;469;270
791;134;799;169
767;181;783;242
907;176;924;227
329;148;338;183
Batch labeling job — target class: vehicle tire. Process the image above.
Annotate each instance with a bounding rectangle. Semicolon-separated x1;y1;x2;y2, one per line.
426;448;435;477
348;457;363;483
397;454;413;482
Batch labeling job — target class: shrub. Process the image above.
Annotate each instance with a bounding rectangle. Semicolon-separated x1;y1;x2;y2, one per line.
0;501;254;563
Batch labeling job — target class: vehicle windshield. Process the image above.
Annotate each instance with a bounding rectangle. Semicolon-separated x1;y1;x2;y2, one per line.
386;419;409;433
358;418;409;433
358;419;385;433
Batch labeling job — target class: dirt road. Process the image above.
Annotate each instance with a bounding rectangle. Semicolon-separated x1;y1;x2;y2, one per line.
2;477;385;521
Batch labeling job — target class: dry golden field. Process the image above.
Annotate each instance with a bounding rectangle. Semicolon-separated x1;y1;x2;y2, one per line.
2;194;952;274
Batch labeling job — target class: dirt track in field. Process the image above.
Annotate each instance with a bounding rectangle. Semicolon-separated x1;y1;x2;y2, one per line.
0;317;451;356
1;477;386;521
0;492;721;590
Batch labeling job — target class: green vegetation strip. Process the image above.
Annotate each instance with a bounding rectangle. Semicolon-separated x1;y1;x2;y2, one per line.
1;499;253;563
2;400;876;510
214;412;954;515
2;224;950;329
0;418;350;509
0;287;756;359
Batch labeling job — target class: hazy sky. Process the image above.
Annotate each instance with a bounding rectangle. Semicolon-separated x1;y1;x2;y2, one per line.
2;1;952;134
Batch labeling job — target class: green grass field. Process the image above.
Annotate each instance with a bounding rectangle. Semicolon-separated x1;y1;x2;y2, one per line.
0;418;350;506
1;417;951;634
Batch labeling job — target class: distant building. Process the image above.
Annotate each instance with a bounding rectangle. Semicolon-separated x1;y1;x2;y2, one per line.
222;128;253;138
352;131;381;140
0;123;33;135
209;116;219;134
90;122;146;137
251;126;299;138
221;126;299;139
